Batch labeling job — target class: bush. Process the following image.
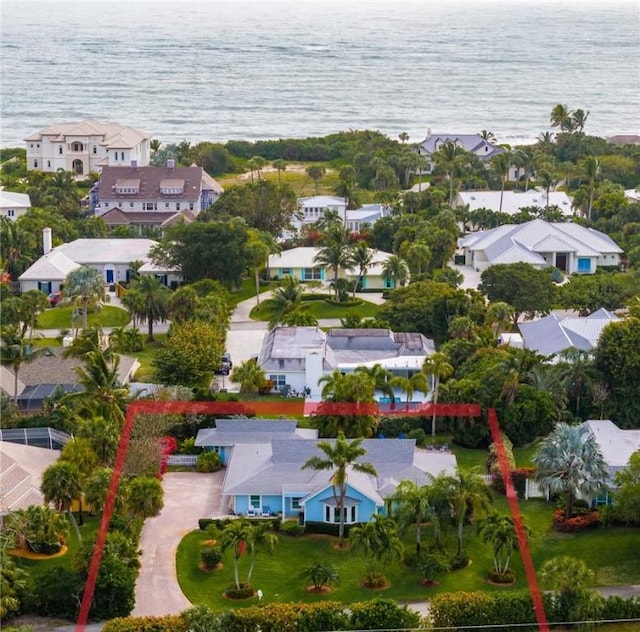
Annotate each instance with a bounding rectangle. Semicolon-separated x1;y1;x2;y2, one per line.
350;598;421;630
200;546;223;570
279;520;304;537
224;583;254;599
26;568;83;620
406;427;427;447
491;467;536;497
553;509;601;533
449;553;470;570
196;451;222;473
103;615;190;632
305;521;355;537
488;568;516;583
198;518;235;531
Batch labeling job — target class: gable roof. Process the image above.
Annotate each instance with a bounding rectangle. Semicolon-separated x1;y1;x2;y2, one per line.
35;238;156;267
419;133;503;159
195;419;317;447
0;191;31;208
100;208;195;227
518;309;619;355
18;249;80;281
463;220;622;264
268;246;393;273
298;195;346;208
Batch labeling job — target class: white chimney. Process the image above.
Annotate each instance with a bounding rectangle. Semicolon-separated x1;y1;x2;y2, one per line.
167;159;175;169
43;227;52;255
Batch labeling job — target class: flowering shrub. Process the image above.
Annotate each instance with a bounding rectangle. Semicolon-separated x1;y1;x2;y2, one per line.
553;509;601;533
158;436;178;478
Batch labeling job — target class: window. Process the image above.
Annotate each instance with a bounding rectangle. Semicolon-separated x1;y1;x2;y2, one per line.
130;202;134;207
281;268;291;276
303;267;322;280
93;146;97;154
7;209;15;217
176;202;181;211
47;161;51;168
165;202;170;208
189;202;194;211
116;186;139;194
71;142;83;152
577;258;591;273
118;202;123;208
383;278;394;288
269;374;286;389
249;495;261;509
59;146;63;155
143;202;158;211
291;497;301;510
324;504;356;524
34;160;38;168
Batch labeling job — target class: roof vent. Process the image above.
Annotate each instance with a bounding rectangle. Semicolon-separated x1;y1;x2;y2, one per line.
167;159;175;169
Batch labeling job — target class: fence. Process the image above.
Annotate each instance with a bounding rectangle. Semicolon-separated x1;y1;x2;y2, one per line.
167;454;197;466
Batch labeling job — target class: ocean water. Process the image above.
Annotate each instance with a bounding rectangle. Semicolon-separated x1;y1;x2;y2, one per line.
1;0;638;148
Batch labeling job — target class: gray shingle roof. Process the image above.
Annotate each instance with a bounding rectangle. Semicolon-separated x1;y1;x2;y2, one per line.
195;419;316;447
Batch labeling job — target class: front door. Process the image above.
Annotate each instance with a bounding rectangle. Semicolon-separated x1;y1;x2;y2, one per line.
106;269;114;283
555;254;567;271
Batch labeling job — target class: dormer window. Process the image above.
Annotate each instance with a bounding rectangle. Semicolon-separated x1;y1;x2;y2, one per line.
115;178;140;194
160;178;185;195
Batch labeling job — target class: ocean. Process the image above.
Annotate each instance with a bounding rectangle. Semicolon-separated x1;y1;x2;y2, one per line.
1;0;638;148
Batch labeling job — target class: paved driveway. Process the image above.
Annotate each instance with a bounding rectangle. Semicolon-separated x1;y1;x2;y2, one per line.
132;471;226;617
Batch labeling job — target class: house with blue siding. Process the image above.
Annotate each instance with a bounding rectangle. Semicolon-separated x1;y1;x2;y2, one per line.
267;246;397;289
197;420;457;524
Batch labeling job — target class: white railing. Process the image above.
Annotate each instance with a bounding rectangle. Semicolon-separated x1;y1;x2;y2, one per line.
167;454;197;466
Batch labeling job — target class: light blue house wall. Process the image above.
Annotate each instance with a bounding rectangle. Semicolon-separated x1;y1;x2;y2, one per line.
204;445;231;466
302;483;381;524
234;494;283;516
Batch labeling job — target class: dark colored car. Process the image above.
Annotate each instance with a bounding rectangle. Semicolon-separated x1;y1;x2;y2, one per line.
47;291;62;307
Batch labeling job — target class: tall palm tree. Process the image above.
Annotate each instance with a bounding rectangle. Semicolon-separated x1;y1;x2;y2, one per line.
533;423;608;519
59;437;98;526
550;104;573;132
559;348;593;416
41;461;82;543
337;165;357;210
422;352;453;437
122;275;170;342
432;140;467;206
64;265;106;330
349;241;374;299
267;275;316;330
398;132;410;144
390;479;434;554
441;467;492;556
571;109;590;133
0;216;34;279
84;467;127;515
246;235;270;306
245;520;278;585
354;364;394;402
303;433;377;547
485;301;514;339
404;242;432;276
167;285;199;323
272;159;287;187
490;152;512;213
0;327;50;402
579;156;600;221
536;169;558;213
230;359;266;394
479;130;497;142
381;255;409;289
390;372;429;409
314;231;352;300
478;512;527;576
76;416;120;465
219;519;253;589
306;165;326;194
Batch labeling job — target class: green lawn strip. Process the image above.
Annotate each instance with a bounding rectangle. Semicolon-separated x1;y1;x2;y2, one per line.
448;443;488;471
250;297;378;322
32;337;62;347
230;278;278;307
131;334;167;382
37;305;130;330
178;498;640;612
513;442;541;468
11;514;100;578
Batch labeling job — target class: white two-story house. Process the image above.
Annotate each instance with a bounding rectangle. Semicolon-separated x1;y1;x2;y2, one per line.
24;119;150;175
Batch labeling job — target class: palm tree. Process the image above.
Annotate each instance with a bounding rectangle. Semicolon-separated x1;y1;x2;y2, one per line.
0;216;33;278
272;159;287;187
64;265;106;330
550;104;573;132
302;561;340;591
122;275;170;342
267;275;315;330
579;156;600;221
478;512;527;576
390;372;429;410
248;155;266;180
230;360;266;394
404;242;431;276
559;348;593;416
381;255;409;289
432;140;467;206
219;519;253;589
0;327;50;403
536;169;558;213
314;233;352;300
306;165;326;194
167;285;199;323
245;520;278;585
571;109;590;133
303;433;377;547
59;437;98;526
390;479;434;554
150;139;162;155
479;130;496;142
246;235;270;306
354;364;394;402
490;152;512;213
337;165;357;209
422;352;453;437
441;468;492;557
540;555;595;595
41;461;82;543
398;132;410;144
349;241;374;298
84;467;127;515
485;301;514;339
533;423;608;519
349;515;404;584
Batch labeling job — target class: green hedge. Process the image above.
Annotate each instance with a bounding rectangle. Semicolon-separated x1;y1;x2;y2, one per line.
304;521;355;537
103;615;190;632
198;518;236;531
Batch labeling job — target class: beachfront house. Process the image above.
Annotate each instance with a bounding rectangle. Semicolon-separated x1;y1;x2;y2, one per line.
455;189;573;219
24;119;150;175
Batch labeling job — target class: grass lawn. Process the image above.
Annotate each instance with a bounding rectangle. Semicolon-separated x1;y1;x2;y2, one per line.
10;514;100;579
250;297;379;322
37;305;130;330
177;497;640;613
131;334;167;382
230;278;278;306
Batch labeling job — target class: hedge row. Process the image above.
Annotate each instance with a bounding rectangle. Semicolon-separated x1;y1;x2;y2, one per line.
103;599;421;632
553;509;601;533
430;591;640;630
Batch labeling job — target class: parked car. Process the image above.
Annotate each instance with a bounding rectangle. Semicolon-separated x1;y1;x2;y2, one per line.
47;291;62;307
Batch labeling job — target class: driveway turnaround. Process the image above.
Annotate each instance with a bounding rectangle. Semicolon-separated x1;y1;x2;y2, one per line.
133;471;226;617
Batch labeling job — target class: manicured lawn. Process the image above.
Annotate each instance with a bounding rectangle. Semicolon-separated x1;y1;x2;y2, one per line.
230;278;278;306
250;297;379;322
37;305;130;330
513;441;541;467
177;498;640;612
131;334;167;382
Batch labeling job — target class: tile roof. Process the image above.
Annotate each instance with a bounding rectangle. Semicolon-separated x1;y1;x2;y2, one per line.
100;208;194;227
24;119;149;147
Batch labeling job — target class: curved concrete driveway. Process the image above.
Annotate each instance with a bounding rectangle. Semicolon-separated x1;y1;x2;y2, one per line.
133;471;226;617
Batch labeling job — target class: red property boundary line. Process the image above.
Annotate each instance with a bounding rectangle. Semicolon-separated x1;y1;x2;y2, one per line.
76;400;548;631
